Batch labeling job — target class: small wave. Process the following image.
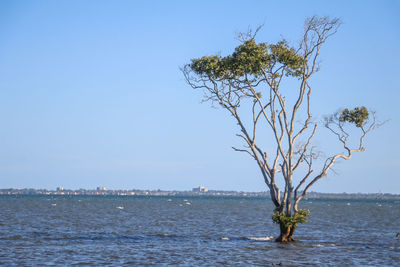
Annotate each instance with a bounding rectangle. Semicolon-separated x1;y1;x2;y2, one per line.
185;202;191;205
246;236;274;241
312;243;338;248
51;203;57;206
346;203;351;206
116;206;124;210
1;235;23;240
167;199;172;202
158;233;169;237
221;237;230;240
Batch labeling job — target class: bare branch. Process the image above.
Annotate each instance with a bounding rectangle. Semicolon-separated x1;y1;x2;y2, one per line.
232;146;255;158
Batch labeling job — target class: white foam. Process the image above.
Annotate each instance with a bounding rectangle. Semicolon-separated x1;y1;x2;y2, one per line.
312;243;338;247
221;237;230;240
185;202;191;205
246;236;274;241
116;206;124;210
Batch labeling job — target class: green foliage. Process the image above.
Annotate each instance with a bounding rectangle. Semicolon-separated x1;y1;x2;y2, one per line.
272;209;310;227
190;55;225;78
227;40;270;77
340;106;369;128
269;41;304;76
189;39;304;80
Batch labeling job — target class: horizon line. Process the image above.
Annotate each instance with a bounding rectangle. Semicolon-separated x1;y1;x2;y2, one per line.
0;187;398;195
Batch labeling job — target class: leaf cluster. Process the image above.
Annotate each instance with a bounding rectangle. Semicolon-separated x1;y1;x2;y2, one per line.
189;39;304;80
340;106;369;128
272;209;310;227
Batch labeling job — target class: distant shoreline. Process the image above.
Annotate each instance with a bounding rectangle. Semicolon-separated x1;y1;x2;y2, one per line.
1;188;399;200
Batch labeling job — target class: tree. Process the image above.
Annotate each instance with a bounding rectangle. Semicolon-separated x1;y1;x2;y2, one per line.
183;16;380;242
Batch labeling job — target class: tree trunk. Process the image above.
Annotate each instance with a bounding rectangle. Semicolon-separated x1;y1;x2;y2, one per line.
275;223;297;242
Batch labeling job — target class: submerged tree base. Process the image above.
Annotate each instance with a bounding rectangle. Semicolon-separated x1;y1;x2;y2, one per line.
275;223;297;243
275;236;296;243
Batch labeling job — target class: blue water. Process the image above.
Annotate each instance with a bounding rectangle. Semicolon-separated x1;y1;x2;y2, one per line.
0;195;399;266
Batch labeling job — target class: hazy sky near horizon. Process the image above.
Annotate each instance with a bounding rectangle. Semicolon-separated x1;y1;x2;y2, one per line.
0;0;399;193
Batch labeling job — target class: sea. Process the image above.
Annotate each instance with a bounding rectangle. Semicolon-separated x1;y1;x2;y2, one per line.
0;195;399;266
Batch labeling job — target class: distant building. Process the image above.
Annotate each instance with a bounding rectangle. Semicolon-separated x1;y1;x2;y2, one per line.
97;186;106;191
192;186;208;192
56;186;64;191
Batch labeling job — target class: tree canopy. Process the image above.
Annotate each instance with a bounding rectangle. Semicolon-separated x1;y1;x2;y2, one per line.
190;39;304;79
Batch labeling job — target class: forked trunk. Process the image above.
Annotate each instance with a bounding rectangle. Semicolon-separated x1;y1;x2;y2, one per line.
275;223;297;242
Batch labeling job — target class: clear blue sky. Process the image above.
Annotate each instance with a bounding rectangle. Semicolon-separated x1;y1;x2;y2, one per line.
0;0;399;193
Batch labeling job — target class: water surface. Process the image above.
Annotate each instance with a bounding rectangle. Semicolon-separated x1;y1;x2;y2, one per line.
0;195;399;266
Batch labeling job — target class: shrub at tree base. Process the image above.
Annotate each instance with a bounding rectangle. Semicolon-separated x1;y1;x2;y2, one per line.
272;209;310;242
